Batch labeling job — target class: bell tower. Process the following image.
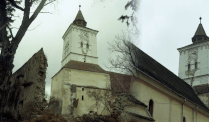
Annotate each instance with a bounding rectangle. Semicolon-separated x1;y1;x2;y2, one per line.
178;17;209;86
61;6;99;67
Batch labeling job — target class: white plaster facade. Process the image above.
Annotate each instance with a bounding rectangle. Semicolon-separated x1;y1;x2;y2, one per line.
178;41;209;86
51;68;111;116
61;24;99;67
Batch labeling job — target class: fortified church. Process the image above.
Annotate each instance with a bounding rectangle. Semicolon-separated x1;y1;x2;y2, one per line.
51;7;209;122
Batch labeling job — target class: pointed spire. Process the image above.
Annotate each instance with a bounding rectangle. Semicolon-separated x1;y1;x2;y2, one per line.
192;17;209;43
73;5;87;27
194;23;207;36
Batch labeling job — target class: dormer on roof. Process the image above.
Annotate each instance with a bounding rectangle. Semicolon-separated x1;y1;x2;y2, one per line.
73;5;87;27
192;17;209;43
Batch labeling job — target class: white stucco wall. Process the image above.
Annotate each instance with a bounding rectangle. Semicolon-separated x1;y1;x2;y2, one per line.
61;24;99;67
178;42;209;86
51;68;111;116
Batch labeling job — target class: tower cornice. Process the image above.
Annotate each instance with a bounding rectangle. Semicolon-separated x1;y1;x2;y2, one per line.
177;41;209;52
62;24;99;40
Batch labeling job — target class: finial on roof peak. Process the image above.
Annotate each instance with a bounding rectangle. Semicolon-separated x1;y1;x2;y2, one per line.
200;17;202;24
73;5;87;27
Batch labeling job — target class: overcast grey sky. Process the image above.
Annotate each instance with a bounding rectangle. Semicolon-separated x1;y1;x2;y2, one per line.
11;0;209;96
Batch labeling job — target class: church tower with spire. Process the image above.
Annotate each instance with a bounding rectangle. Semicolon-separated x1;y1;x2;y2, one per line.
61;6;99;67
178;17;209;86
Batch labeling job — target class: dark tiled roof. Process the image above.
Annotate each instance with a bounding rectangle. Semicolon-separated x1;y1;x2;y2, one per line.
107;72;132;92
74;10;85;21
63;60;106;73
131;44;209;111
193;84;209;94
128;95;147;107
194;24;207;37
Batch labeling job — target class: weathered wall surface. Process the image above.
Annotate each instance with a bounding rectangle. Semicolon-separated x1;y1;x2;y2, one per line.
0;48;48;121
51;68;111;117
198;93;209;108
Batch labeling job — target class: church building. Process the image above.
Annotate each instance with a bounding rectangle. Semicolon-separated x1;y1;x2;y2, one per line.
50;7;209;122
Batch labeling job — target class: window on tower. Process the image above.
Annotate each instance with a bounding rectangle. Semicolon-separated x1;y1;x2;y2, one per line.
87;43;89;49
188;64;190;70
81;42;83;48
195;62;198;69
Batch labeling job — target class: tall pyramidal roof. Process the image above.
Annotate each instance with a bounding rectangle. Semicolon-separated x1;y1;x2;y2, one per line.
194;23;207;36
73;5;87;27
192;17;209;43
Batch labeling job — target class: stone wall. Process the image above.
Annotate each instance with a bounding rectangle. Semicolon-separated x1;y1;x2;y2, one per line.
0;48;48;121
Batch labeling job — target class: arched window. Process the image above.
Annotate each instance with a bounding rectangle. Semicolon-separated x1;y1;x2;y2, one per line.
188;64;190;70
149;100;154;117
86;43;89;49
183;117;186;122
81;42;83;48
195;62;198;69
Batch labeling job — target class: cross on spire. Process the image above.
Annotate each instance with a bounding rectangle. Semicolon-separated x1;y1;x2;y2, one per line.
79;5;81;10
200;17;202;24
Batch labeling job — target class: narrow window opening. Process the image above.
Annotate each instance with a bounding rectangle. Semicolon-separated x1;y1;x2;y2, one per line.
149;100;154;117
82;96;84;100
188;64;190;70
82;88;84;91
87;43;89;49
81;42;83;48
183;117;186;122
195;62;198;69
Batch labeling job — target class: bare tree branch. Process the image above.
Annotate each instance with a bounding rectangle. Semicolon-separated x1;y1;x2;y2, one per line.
7;0;24;11
11;22;42;31
44;0;56;6
7;26;14;39
29;0;47;22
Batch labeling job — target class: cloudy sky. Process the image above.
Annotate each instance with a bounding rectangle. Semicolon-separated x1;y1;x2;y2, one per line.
11;0;209;96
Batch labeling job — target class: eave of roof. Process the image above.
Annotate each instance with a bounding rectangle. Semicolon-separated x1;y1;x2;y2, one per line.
177;40;209;50
51;60;106;79
127;112;155;121
127;95;147;107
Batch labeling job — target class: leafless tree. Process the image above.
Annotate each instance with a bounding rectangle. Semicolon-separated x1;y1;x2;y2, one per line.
86;89;112;114
0;0;57;85
106;30;140;76
0;0;57;119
